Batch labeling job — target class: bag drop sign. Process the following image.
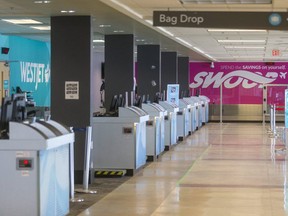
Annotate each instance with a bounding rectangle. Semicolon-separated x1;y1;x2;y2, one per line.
65;81;79;100
153;11;288;30
158;14;204;26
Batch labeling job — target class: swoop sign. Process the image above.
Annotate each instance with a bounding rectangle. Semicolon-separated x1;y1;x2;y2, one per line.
189;62;288;104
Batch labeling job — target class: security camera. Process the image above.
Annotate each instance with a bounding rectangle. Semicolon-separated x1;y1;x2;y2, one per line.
210;62;214;68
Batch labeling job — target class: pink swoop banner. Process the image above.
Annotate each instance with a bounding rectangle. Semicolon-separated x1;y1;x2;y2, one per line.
189;62;288;104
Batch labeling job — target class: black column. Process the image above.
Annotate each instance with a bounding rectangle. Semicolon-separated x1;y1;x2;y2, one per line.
161;52;178;93
104;34;134;109
178;56;189;97
51;16;92;183
137;45;160;102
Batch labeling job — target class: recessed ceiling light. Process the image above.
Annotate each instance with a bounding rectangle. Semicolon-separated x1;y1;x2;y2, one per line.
34;0;51;3
145;20;153;25
31;26;50;30
99;24;111;28
113;30;124;33
175;37;192;47
157;27;174;37
61;10;75;13
208;29;267;32
2;19;42;24
233;55;264;58
111;0;143;19
93;39;105;43
225;46;265;49
218;39;266;43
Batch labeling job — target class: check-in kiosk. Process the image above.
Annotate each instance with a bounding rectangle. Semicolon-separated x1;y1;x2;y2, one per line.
142;103;166;161
159;101;178;150
190;97;203;129
0;120;74;216
151;103;167;151
177;99;191;140
92;106;149;176
183;97;199;131
199;95;210;123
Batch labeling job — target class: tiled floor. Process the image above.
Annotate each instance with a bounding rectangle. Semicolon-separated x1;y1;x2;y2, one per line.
76;123;288;216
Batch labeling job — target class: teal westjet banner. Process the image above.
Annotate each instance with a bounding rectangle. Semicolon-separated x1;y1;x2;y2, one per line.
9;36;50;107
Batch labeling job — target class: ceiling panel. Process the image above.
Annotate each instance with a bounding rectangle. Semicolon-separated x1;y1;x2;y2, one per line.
0;0;286;62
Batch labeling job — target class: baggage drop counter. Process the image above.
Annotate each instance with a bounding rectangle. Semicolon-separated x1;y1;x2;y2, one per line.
178;99;191;140
0;120;74;216
183;97;199;131
92;106;149;176
142;103;167;161
199;95;210;123
159;101;178;150
190;97;203;129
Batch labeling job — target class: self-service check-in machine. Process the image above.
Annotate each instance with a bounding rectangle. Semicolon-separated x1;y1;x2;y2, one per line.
0;120;74;216
183;97;199;131
151;103;167;152
199;95;210;124
142;103;167;161
177;99;191;140
190;97;203;129
92;106;149;176
159;101;178;150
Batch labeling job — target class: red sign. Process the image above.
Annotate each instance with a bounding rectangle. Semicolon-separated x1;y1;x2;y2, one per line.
272;49;281;56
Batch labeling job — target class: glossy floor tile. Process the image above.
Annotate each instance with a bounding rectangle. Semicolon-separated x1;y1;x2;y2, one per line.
77;123;288;216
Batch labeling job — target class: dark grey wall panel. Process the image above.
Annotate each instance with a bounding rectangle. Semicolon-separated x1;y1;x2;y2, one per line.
137;45;160;102
178;56;189;97
104;34;134;109
161;52;178;92
51;16;92;182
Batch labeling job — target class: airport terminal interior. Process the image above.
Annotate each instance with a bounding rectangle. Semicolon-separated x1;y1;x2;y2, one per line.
0;0;288;216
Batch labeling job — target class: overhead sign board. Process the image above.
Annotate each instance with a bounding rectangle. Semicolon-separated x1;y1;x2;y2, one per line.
153;11;288;30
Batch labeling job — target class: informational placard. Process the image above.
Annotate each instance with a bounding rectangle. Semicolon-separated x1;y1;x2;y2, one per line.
65;81;79;100
285;89;288;128
167;84;179;106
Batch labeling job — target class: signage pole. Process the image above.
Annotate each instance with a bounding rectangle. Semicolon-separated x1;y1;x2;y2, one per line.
220;83;223;123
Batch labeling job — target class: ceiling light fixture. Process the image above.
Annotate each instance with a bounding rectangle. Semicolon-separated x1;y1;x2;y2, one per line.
111;0;143;19
99;24;111;28
113;30;124;33
218;39;266;43
61;10;75;13
175;37;192;47
193;46;216;61
233;56;264;58
145;20;153;25
225;46;265;49
2;19;42;24
157;27;174;37
93;39;105;43
34;0;51;3
31;26;51;30
208;29;267;32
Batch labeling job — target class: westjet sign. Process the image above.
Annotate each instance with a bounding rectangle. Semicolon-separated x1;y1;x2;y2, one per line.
20;61;50;91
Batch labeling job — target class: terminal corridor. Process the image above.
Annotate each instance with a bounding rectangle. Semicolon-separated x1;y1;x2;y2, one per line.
78;123;287;216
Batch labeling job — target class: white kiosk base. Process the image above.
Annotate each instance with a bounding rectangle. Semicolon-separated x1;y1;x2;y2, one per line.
0;120;74;216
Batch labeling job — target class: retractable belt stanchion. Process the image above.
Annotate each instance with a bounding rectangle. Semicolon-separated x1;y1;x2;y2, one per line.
270;104;274;133
69;127;84;202
73;126;97;194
